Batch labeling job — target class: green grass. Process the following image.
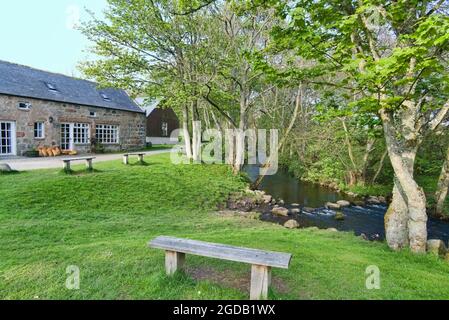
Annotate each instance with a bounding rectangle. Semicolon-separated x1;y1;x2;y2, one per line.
1;153;449;300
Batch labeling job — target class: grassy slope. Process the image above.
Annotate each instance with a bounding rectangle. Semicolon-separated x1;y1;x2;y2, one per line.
1;154;449;300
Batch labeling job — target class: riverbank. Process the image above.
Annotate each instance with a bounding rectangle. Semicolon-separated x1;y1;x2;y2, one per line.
275;164;449;219
1;154;449;299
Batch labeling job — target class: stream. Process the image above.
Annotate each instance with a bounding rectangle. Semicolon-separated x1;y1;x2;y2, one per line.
245;166;449;243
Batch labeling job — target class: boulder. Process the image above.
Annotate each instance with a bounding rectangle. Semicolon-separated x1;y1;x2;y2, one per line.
291;203;300;207
302;207;316;213
426;239;447;257
284;219;300;229
353;200;365;207
262;195;272;204
278;199;285;205
227;193;258;212
366;196;381;204
326;202;341;210
346;192;358;197
378;196;387;203
291;208;301;214
336;200;351;208
272;207;289;217
360;233;369;241
0;163;12;172
334;211;345;221
327;228;338;232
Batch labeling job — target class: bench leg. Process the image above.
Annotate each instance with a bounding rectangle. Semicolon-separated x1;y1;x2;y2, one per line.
123;155;129;165
86;159;93;171
138;155;144;164
250;265;271;300
165;251;185;276
63;161;71;172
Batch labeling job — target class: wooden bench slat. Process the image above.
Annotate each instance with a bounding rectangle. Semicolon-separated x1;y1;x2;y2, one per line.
149;236;292;269
63;157;96;162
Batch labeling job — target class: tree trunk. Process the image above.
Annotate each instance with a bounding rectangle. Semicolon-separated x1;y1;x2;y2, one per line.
182;106;193;160
381;110;428;253
372;150;388;184
225;125;235;166
233;91;248;174
341;118;358;170
387;149;427;253
361;137;375;185
233;117;246;174
385;179;410;250
191;101;201;163
252;84;302;189
434;147;449;216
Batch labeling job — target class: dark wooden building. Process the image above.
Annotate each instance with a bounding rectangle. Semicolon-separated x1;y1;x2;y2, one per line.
146;108;179;143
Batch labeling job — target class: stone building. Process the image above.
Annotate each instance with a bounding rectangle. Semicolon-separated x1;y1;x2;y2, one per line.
0;60;146;156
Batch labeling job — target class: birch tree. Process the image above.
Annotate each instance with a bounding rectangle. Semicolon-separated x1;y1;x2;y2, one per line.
80;0;212;160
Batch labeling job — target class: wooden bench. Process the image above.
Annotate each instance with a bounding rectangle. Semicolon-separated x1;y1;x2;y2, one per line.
123;153;145;165
149;236;292;300
62;156;96;171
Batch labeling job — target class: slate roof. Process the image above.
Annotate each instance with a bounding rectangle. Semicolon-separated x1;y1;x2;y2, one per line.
0;60;144;114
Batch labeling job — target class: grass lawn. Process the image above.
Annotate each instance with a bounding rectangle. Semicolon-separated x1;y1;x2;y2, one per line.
1;153;449;300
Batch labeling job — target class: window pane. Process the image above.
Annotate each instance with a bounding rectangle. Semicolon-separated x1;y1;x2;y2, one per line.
73;123;89;144
95;124;119;144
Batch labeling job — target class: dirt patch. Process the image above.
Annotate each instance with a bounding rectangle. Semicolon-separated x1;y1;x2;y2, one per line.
185;266;289;295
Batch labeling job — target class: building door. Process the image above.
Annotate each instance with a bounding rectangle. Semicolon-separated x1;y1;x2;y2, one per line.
60;123;74;151
0;121;16;156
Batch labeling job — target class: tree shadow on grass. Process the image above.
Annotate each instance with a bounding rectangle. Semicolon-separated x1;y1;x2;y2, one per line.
0;170;20;176
61;168;103;176
128;161;154;167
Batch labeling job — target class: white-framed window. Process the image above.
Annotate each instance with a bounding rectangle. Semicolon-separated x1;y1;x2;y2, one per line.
96;124;119;144
0;121;16;155
73;123;90;144
161;122;168;137
18;102;32;110
34;122;45;139
89;111;97;118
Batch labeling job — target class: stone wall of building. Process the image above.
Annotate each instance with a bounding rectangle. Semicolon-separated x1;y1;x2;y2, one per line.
0;94;146;156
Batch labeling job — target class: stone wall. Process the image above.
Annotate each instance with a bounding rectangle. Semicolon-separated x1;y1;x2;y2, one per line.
0;94;146;156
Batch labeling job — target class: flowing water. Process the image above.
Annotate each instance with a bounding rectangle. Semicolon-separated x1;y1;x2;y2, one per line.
245;166;449;243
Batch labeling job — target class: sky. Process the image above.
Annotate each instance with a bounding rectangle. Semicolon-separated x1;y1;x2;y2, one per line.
0;0;107;77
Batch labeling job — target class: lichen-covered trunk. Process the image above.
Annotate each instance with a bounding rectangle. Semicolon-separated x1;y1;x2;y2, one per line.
434;147;449;216
385;180;409;250
384;145;428;253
